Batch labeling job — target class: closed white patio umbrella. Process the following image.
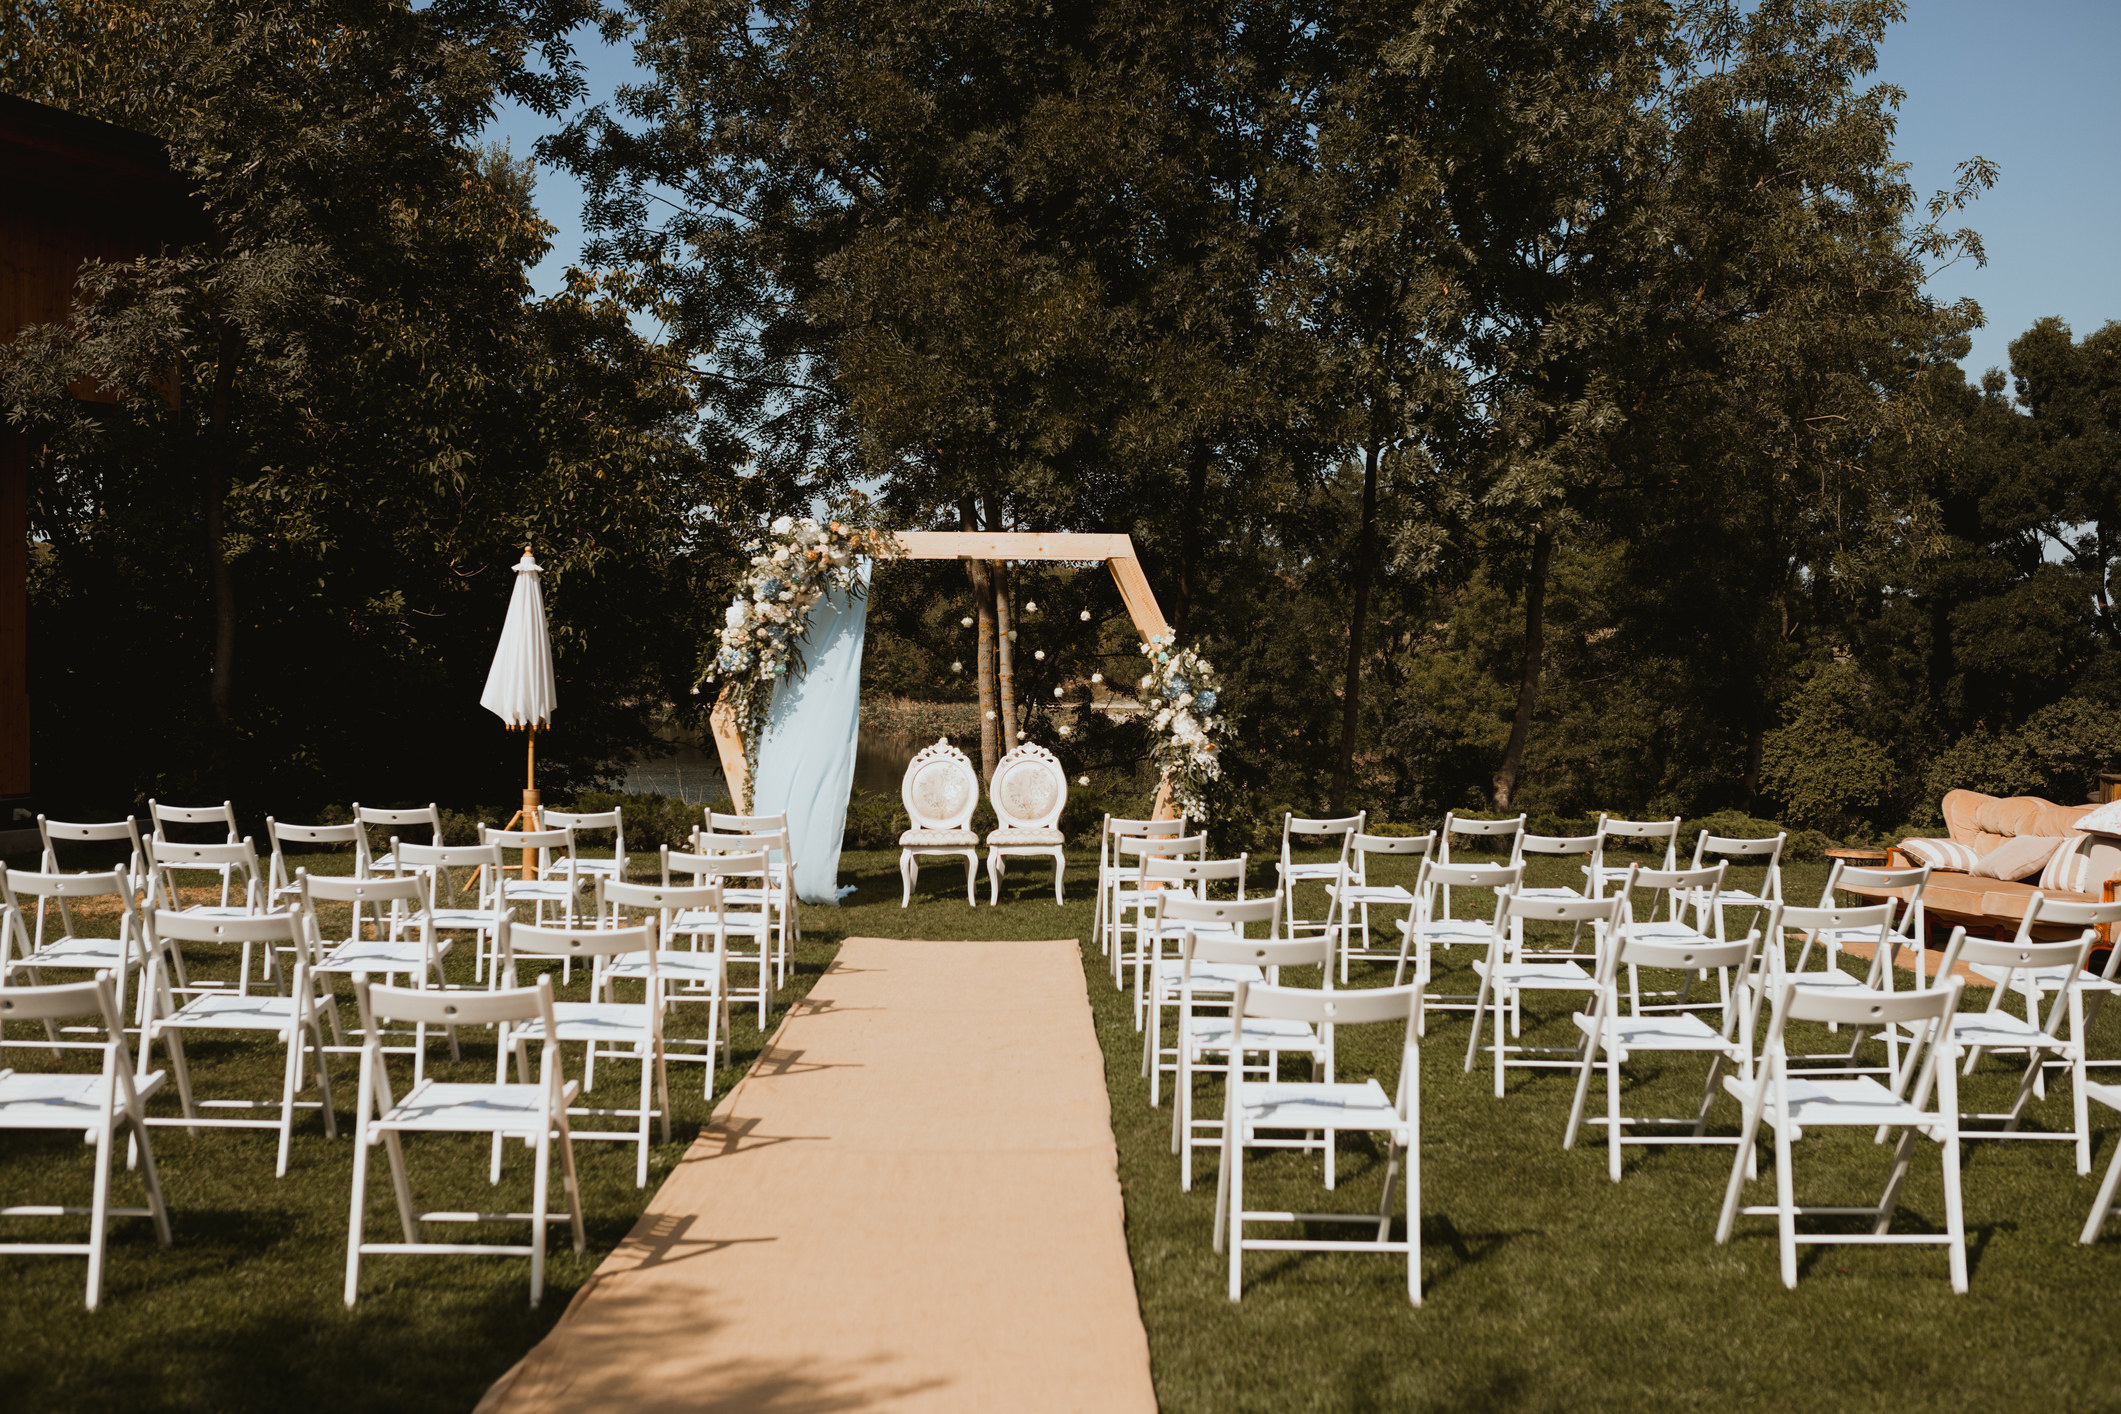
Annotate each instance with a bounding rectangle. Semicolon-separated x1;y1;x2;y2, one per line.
480;547;557;828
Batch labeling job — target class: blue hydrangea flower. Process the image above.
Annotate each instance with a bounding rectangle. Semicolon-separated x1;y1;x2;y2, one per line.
1198;690;1217;711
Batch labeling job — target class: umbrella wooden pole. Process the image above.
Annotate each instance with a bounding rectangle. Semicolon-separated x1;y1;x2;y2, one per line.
521;727;540;880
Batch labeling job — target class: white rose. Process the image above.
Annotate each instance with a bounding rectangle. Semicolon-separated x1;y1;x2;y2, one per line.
771;515;795;535
725;603;748;628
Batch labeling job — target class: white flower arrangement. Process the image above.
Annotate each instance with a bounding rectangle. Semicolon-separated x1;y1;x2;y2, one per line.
1138;632;1229;818
707;515;893;807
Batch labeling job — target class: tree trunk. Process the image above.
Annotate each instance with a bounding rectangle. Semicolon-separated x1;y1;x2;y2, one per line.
992;558;1021;752
1329;442;1380;814
1175;447;1209;637
205;324;238;759
960;497;1000;777
1491;527;1554;811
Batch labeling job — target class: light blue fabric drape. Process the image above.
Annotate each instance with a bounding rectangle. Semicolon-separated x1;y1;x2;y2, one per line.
751;563;870;905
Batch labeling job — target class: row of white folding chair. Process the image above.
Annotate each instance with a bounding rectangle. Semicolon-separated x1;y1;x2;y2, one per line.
1107;832;1208;992
2;869;159;1040
1324;832;1428;979
662;844;777;1028
692;823;796;990
1140;883;1272;1107
1131;854;1248;1032
1276;812;1364;943
1091;813;1188;956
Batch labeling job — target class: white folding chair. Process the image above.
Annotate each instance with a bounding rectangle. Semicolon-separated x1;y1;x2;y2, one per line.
0;977;172;1309
664;846;776;1028
1613;863;1727;1016
1139;881;1269;1103
1717;977;1968;1292
1564;913;1762;1181
985;742;1070;904
1770;899;1908;1079
898;740;982;907
1135;854;1248;1034
707;810;799;944
1110;832;1209;989
147;799;239;908
1325;832;1432;981
1967;895;2121;1082
1465;886;1627;1097
544;807;627;886
1585;815;1680;898
599;876;731;1098
1511;831;1597;904
499;917;669;1188
398;840;513;984
297;870;457;1073
37;814;148;893
135;909;339;1177
1275;813;1364;942
1;868;153;1037
1390;860;1522;1028
1215;980;1425;1305
1688;830;1784;941
1436;812;1524;920
1164;909;1330;1191
486;826;585;927
144;837;271;992
352;802;443;877
1092;815;1187;956
1818;860;1933;985
1936;920;2102;1171
344;975;584;1307
2080;1081;2121;1243
266;818;368;908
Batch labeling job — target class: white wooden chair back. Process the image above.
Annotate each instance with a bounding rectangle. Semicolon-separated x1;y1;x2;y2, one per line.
544;808;625;865
1438;812;1524;867
37;815;146;881
989;742;1068;831
148;799;237;845
1590;814;1681;891
267;818;367;897
145;836;262;913
901;740;980;832
395;840;505;912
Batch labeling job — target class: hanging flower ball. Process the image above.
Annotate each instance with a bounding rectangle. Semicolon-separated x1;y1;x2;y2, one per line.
689;686;701;696
951;660;963;673
1051;686;1063;697
1091;672;1103;684
1033;649;1045;661
1076;775;1089;786
961;616;975;628
1006;628;1018;641
1025;601;1038;613
1080;609;1092;621
985;710;996;720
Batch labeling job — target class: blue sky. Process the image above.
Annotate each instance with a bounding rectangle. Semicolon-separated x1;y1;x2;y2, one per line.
489;2;2121;382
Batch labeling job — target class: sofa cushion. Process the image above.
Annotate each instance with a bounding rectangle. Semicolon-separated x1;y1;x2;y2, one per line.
1970;835;2065;881
2041;837;2097;894
1899;838;1981;873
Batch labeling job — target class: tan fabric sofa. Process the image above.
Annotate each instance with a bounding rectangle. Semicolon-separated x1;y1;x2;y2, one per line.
1852;789;2121;939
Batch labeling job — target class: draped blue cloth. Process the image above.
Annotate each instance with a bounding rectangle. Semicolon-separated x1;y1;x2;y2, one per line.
751;564;870;905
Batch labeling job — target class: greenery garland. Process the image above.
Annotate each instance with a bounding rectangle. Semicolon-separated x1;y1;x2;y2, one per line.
710;516;893;809
1138;632;1229;819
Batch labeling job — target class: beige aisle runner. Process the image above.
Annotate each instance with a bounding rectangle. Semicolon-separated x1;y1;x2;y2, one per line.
478;936;1156;1414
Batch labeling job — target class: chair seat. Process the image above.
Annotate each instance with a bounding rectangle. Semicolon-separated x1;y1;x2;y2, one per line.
1812;927;1909;949
1968;961;2112;992
172;905;256;922
2085;1081;2121;1115
989;827;1065;847
671;908;770;937
318;938;447;973
1630;922;1717;946
607;950;721;983
431;909;507;930
1152;960;1265;991
162;992;323;1030
1708;889;1773;906
1399;919;1499;946
1785;968;1867;991
376;1078;574;1136
901;828;978;847
1515;886;1586;903
1138;918;1241;941
1571;1011;1727;1050
1183;1014;1322;1054
1329;884;1415;905
0;1069;165;1127
1114;886;1195;907
515;1002;655;1048
1278;863;1343;882
1471;959;1594;988
1723;1074;1928;1129
1236;1079;1403;1134
1952;1013;2066;1050
12;935;130;970
569;859;624;877
502;881;580;902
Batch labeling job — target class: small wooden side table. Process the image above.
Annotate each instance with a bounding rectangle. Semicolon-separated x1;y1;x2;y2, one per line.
1824;847;1890;867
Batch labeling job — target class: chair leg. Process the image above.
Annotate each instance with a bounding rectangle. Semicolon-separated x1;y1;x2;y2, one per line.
531;1120;552;1306
1774;1109;1799;1288
2081;1129;2121;1243
84;1124;113;1310
1605;1047;1623;1182
1226;1130;1245;1301
1053;850;1064;905
345;1124;371;1307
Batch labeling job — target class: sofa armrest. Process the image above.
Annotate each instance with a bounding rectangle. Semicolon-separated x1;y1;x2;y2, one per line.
1887;846;1914;871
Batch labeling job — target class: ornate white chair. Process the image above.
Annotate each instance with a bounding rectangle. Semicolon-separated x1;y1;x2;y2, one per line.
899;740;981;906
986;742;1069;905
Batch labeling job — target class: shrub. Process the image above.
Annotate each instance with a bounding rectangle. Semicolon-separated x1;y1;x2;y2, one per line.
1923;697;2121;807
1757;661;1897;835
568;790;728;851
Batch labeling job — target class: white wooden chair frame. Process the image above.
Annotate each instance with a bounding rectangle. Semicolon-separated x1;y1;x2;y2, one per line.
1;868;154;1041
351;802;443;876
898;739;982;907
1109;832;1208;990
986;741;1070;904
1937;921;2101;1172
1464;886;1627;1097
1325;832;1432;982
599;876;732;1099
344;975;584;1307
0;977;173;1309
666;845;777;1028
708;810;801;953
1136;859;1255;1082
1275;813;1364;942
1391;860;1522;1029
1716;977;1968;1292
1215;980;1426;1305
1093;815;1187;957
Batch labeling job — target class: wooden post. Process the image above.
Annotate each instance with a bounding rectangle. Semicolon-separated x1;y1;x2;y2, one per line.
521;726;540;880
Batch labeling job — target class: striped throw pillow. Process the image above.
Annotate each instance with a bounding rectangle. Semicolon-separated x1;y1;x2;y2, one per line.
1898;837;1981;874
2040;837;2095;895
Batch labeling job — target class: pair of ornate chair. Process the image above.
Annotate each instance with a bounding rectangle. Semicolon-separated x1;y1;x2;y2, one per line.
898;740;1069;906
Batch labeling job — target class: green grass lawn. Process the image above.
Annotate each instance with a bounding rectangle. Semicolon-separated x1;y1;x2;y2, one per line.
6;843;2121;1411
